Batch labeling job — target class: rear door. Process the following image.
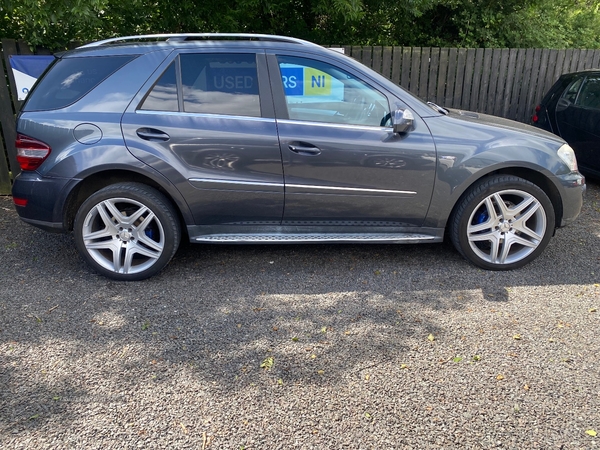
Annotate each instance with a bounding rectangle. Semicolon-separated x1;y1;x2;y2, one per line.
121;50;284;226
266;52;437;227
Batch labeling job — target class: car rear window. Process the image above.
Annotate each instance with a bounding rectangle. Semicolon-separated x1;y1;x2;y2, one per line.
23;55;135;111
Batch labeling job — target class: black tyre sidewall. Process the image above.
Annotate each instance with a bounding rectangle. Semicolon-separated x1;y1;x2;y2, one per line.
450;176;555;271
74;183;180;281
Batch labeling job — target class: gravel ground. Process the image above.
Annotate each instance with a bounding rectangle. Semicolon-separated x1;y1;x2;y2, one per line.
1;181;599;449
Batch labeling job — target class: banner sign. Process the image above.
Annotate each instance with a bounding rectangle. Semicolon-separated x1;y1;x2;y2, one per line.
280;64;344;102
9;55;55;100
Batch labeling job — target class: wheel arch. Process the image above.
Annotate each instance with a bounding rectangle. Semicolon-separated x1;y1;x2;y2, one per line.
444;167;563;232
63;169;192;234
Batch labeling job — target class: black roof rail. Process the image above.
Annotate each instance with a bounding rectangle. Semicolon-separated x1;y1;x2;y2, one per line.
79;33;320;49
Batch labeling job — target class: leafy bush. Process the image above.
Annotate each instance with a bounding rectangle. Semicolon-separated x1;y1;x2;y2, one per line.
1;0;599;50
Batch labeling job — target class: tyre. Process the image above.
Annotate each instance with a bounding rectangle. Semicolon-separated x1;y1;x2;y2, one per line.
450;175;555;270
74;183;181;281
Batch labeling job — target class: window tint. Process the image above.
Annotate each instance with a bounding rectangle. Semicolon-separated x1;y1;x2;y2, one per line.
140;62;178;111
277;56;390;127
180;53;260;117
561;77;584;103
23;55;134;111
574;77;600;109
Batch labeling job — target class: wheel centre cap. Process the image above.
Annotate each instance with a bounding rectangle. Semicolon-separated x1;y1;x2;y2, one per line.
499;221;511;233
119;230;133;241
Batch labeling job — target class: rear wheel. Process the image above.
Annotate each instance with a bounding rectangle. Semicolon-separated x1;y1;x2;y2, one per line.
74;183;180;281
450;175;555;270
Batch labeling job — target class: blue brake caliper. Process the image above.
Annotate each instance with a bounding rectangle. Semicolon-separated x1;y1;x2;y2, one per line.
474;209;488;225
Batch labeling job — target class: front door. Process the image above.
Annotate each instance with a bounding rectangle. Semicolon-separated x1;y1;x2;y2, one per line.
267;54;437;227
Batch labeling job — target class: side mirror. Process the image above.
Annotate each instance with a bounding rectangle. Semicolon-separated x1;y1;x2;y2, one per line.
393;109;415;134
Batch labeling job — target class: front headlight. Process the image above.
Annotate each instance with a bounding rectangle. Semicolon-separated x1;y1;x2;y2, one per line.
557;144;578;172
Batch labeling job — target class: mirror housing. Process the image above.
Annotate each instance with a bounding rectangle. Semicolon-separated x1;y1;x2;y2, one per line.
393;109;415;134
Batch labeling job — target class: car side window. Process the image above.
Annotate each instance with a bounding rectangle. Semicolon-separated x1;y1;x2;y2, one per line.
574;76;600;109
561;77;583;103
140;62;178;111
180;53;260;117
277;56;390;127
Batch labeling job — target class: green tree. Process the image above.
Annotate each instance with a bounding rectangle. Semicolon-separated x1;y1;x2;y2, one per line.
0;0;107;48
1;0;599;49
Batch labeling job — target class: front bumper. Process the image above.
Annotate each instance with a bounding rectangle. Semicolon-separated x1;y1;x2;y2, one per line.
556;171;586;227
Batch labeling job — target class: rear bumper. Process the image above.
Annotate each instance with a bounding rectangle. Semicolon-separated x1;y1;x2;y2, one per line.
556;171;586;227
19;216;65;232
11;171;75;233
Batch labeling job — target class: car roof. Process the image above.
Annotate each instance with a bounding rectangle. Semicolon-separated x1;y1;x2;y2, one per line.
559;69;600;78
80;33;322;48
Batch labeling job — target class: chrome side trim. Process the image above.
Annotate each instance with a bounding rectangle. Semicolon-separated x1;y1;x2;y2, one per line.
286;184;416;195
189;178;284;188
188;179;416;195
277;119;391;132
136;110;276;123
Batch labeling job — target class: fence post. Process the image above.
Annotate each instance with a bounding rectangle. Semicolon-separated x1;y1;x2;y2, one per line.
0;40;19;192
2;40;21;113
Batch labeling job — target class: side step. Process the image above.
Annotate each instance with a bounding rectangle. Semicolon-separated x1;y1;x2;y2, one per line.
192;233;439;244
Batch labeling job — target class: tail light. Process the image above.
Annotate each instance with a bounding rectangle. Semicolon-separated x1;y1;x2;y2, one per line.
532;105;541;123
13;197;28;207
16;133;51;171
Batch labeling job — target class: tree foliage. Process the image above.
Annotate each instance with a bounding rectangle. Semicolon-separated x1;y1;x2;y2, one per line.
1;0;600;50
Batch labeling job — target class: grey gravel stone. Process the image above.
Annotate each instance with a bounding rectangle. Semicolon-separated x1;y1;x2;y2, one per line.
1;181;599;449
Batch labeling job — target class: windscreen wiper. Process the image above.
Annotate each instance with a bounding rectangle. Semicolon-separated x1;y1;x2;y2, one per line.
427;101;449;115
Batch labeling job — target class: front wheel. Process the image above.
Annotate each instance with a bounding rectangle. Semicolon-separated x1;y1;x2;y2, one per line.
450;175;555;270
74;183;181;281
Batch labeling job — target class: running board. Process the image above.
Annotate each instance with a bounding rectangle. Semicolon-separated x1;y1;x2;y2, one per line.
192;233;439;244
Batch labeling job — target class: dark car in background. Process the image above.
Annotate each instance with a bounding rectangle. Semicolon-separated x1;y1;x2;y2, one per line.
12;34;585;280
533;70;600;177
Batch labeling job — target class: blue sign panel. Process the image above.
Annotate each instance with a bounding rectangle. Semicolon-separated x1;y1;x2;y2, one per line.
9;55;54;100
280;67;304;96
9;55;54;78
280;64;344;102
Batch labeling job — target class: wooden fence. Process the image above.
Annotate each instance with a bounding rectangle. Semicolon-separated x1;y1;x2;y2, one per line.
1;40;599;194
0;40;58;195
341;46;600;122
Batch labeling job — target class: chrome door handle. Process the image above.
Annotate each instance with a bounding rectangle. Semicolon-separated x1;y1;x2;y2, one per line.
136;128;170;141
288;143;321;156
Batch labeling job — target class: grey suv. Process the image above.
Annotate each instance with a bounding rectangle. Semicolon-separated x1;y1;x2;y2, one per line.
12;34;586;280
